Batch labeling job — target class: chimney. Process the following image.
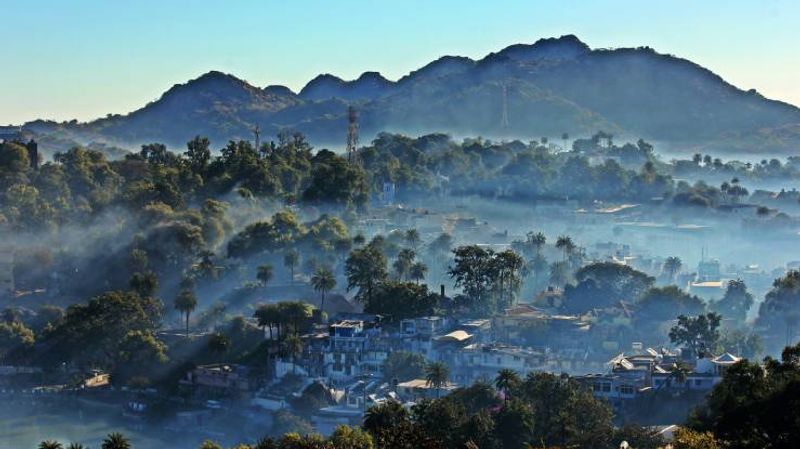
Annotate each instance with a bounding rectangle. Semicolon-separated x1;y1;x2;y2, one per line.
440;284;445;298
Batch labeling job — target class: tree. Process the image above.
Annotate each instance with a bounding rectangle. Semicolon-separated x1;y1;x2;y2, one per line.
410;261;428;285
449;245;494;313
363;400;409;436
174;289;198;337
257;264;273;287
365;281;440;321
713;279;754;324
254;303;281;340
757;270;800;346
567;262;654;312
635;286;705;330
345;246;388;304
38;441;63;449
425;361;449;398
66;444;86;449
672;428;723;449
669;313;722;358
185;135;211;174
490;250;525;309
329;425;374;449
311;266;336;314
405;228;421;251
284;249;299;283
207;333;230;356
493;399;534;449
663;256;683;283
282;333;304;374
382;351;427;383
555;235;575;260
495;368;520;403
101;432;131;449
394;248;416;281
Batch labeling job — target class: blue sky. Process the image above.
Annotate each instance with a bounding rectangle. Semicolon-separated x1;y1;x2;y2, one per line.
1;0;798;124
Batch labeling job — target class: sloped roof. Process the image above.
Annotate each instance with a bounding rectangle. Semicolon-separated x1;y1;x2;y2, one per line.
712;353;741;365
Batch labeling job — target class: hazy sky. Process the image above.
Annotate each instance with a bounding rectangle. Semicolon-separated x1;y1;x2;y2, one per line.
1;0;798;124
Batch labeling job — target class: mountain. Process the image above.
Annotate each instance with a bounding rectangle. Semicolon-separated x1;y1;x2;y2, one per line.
24;35;800;154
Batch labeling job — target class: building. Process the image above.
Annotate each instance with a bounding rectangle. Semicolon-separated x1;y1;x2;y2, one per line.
450;343;547;385
0;246;14;294
180;364;252;397
396;378;458;400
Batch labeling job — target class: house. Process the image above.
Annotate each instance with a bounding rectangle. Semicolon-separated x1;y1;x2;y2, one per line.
396;378;457;400
180;364;252;397
450;343;547;385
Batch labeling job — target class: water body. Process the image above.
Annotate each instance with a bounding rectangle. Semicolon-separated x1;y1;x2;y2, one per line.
0;397;200;449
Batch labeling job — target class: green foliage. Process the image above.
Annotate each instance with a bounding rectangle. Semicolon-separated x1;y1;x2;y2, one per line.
669;313;722;358
382;351;427;383
364;281;439;321
35;291;158;369
690;342;800;448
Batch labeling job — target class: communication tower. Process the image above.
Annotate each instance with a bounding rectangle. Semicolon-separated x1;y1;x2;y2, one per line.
346;106;359;165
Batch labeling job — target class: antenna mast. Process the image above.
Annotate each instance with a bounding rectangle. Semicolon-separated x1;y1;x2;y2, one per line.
346;106;359;165
501;84;510;130
253;124;261;154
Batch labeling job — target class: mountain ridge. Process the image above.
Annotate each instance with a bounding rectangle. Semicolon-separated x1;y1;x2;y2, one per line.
22;35;800;155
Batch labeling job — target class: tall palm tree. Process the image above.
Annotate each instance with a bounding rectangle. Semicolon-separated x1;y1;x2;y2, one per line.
67;443;86;449
393;249;416;280
101;433;131;449
530;232;546;254
38;441;63;449
555;235;575;261
283;250;299;283
257;264;273;287
282;333;304;374
174;288;198;338
425;361;449;398
311;267;336;313
663;256;682;284
409;262;428;285
495;368;520;403
405;228;421;251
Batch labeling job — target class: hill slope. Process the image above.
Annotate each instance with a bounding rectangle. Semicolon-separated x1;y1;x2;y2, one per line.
24;35;800;154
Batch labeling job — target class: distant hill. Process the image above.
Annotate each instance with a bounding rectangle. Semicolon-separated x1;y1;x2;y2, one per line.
23;35;800;155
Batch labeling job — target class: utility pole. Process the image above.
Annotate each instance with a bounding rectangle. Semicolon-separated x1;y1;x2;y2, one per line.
346;106;359;165
501;84;510;130
253;124;261;155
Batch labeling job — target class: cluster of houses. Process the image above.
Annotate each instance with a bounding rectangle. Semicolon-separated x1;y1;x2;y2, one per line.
170;292;742;434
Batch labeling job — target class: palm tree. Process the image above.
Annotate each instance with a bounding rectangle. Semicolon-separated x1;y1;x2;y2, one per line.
101;433;131;449
405;228;421;251
67;443;86;449
409;261;428;285
662;362;691;393
38;441;63;449
425;361;449;398
555;235;574;261
174;288;198;338
394;248;416;280
282;333;304;374
530;232;546;254
495;368;520;403
283;250;299;283
311;267;336;313
256;264;273;287
254;303;281;340
663;256;682;284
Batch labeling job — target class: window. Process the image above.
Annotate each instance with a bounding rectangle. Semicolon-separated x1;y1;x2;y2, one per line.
620;385;634;395
602;383;611;393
